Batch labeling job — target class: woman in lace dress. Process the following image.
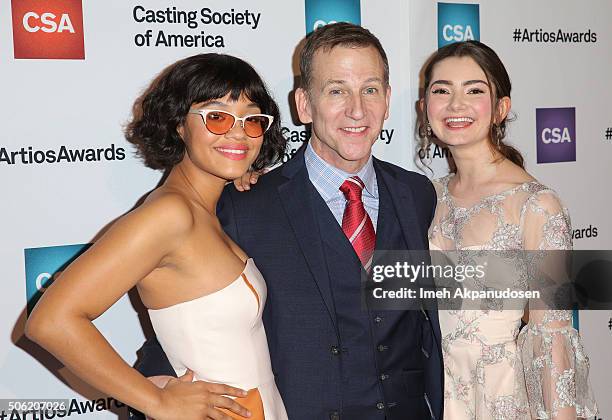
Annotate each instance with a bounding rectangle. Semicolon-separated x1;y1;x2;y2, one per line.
418;41;598;419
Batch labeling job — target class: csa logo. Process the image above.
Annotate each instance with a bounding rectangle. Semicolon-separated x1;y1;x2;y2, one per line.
437;3;480;48
573;309;579;330
536;107;576;164
11;0;85;59
304;0;361;35
24;243;90;315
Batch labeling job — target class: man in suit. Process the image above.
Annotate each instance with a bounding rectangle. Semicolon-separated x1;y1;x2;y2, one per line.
135;22;443;420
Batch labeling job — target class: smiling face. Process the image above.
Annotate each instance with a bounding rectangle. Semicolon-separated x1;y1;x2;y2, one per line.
296;45;391;173
426;56;508;149
178;92;265;181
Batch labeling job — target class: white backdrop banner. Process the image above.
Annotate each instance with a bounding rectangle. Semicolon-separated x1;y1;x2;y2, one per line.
1;0;610;418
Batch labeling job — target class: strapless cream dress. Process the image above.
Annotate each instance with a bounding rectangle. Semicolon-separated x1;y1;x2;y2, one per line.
148;258;288;420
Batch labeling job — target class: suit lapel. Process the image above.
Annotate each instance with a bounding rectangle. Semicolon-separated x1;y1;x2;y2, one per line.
374;172;396;252
374;160;443;347
316;200;360;268
277;146;338;328
374;160;425;251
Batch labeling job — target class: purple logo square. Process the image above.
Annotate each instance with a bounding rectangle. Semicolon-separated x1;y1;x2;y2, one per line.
536;107;576;164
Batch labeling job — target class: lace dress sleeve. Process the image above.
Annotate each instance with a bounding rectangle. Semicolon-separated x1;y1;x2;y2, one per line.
517;190;598;419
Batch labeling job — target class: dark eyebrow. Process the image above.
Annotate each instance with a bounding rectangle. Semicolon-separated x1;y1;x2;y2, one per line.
199;100;260;109
463;79;489;86
430;80;452;86
201;100;228;108
430;79;489;87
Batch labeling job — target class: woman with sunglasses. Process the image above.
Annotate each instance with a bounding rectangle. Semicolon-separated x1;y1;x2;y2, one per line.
26;54;288;420
420;41;597;419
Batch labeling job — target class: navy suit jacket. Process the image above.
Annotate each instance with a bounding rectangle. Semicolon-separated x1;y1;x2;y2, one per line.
135;144;444;419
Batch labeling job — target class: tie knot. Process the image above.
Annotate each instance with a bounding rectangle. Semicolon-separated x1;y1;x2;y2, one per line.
340;176;365;201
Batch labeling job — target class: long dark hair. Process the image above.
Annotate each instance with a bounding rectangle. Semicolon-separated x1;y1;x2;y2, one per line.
418;41;524;169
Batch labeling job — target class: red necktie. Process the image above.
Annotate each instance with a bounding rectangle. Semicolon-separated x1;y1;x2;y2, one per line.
340;176;376;271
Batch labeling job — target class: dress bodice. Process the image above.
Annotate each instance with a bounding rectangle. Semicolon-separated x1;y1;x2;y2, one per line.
148;258;272;389
148;258;288;419
429;174;570;252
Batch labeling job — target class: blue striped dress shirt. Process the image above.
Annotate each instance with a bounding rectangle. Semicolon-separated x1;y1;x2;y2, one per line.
304;142;379;231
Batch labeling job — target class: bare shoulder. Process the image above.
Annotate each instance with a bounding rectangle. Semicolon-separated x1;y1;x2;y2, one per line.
112;189;196;242
143;189;195;221
498;160;538;188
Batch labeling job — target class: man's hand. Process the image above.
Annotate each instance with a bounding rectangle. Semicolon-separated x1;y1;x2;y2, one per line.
232;171;262;191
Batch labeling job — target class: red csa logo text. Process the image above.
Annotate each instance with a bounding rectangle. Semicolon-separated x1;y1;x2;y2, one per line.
23;12;75;33
11;0;85;59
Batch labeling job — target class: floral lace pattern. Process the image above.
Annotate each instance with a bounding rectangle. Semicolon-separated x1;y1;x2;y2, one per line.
430;175;598;419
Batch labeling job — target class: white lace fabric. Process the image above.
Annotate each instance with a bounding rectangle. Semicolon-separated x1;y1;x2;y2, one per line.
429;174;598;419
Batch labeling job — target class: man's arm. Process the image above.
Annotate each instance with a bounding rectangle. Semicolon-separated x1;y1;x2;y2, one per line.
134;337;176;378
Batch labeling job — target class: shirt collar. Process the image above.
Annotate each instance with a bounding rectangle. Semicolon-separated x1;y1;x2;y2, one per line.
304;141;378;201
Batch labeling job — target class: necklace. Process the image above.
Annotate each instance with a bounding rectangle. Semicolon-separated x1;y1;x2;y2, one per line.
178;166;213;215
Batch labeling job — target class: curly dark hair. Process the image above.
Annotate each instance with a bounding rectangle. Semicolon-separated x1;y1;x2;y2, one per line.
125;53;286;171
